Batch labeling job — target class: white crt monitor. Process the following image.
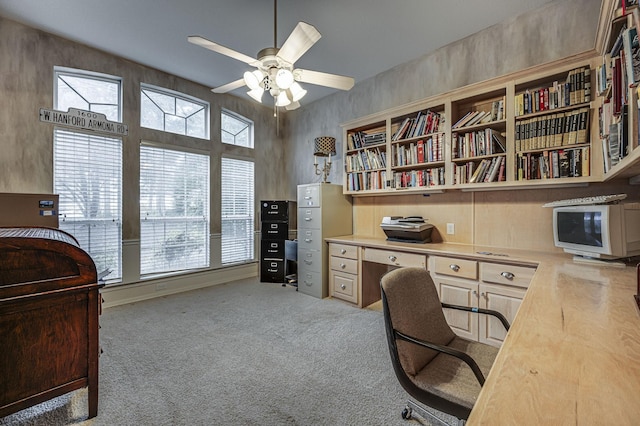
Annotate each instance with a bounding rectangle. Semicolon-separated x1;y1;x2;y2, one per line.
553;203;640;260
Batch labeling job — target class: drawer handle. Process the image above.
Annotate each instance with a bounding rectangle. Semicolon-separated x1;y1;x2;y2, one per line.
304;196;312;200
304;280;313;286
340;263;346;269
304;260;313;265
472;290;478;296
340;249;346;254
389;255;397;262
305;217;312;221
501;271;515;280
305;238;312;243
340;284;347;290
449;264;460;272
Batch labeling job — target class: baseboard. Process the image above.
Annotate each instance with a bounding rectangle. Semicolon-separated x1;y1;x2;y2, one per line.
101;263;258;309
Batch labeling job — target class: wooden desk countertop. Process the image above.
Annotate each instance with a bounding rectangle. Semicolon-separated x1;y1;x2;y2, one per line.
325;235;640;424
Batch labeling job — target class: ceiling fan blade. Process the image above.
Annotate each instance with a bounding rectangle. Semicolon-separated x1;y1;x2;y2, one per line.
188;35;257;65
277;22;321;65
211;78;246;94
295;69;354;91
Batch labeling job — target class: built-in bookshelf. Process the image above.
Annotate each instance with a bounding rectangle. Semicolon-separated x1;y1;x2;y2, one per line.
340;0;640;195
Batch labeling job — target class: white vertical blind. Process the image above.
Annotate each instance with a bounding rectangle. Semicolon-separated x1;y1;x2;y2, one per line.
53;128;123;281
140;145;210;275
221;157;255;264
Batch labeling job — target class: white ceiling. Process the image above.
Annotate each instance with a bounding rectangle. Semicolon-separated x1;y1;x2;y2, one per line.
0;0;554;106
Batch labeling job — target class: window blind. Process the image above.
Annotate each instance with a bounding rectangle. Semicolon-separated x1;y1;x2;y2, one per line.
221;157;255;264
53;128;123;282
140;145;210;275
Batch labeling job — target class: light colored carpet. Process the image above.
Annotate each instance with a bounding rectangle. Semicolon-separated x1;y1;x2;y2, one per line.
1;277;456;425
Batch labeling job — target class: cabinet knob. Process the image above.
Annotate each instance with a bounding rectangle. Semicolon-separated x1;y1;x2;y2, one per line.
501;271;515;280
340;249;346;254
340;284;347;290
389;255;397;262
473;290;478;296
340;263;346;269
450;264;460;272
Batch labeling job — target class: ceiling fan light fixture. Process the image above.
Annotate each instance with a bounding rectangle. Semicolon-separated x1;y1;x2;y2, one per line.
247;87;265;103
288;82;307;102
275;68;294;89
275;90;291;107
244;70;264;90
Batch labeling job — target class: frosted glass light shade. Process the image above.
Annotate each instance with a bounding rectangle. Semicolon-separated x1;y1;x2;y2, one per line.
275;69;294;89
244;70;264;90
247;88;264;102
275;91;291;107
289;82;307;102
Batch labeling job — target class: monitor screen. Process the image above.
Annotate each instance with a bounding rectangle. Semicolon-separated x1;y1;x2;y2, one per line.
556;211;603;248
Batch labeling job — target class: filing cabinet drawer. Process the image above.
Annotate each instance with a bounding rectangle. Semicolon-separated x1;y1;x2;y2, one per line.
329;243;358;260
260;259;285;282
262;221;289;240
363;248;426;268
330;256;358;275
298;207;321;229
431;256;478;280
480;262;535;289
298;270;322;298
298;249;322;273
261;239;285;259
297;185;320;207
260;200;294;222
331;272;357;304
298;228;323;251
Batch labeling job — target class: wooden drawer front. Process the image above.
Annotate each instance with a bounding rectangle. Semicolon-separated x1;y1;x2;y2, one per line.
298;229;322;251
298;207;320;229
432;256;478;280
330;256;358;275
329;243;358;260
298;249;322;273
363;248;426;268
480;263;535;289
298;185;319;207
332;272;357;304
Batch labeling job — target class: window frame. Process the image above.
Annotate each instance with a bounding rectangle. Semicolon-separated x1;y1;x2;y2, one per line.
221;108;254;148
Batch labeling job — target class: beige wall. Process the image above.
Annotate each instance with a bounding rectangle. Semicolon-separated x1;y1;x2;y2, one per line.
0;16;290;241
284;0;640;253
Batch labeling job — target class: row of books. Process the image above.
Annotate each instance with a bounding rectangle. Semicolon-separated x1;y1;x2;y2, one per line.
347;130;387;150
346;170;390;191
391;110;442;141
516;147;589;180
514;66;591;117
393;168;445;189
452;128;506;159
515;107;589;152
452;98;505;129
454;156;505;185
603;105;632;171
392;135;444;167
345;147;387;172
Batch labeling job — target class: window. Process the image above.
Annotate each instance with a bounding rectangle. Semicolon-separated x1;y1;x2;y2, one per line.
221;157;255;264
140;144;210;275
221;109;253;148
141;84;209;139
53;68;123;282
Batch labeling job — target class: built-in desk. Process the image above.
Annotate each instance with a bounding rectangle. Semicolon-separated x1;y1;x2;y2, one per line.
325;235;640;424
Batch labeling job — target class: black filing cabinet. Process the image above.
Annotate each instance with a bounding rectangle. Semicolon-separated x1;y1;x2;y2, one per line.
260;200;296;283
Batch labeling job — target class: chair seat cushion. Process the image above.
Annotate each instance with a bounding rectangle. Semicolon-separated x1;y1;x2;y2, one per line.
411;336;499;410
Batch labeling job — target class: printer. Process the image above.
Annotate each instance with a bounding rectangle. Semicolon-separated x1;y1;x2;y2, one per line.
380;216;434;243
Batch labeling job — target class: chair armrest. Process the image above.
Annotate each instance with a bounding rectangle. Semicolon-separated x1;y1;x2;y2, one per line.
441;302;510;331
394;329;487;385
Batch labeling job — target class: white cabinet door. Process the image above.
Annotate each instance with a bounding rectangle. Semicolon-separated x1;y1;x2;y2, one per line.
478;283;525;348
433;275;479;341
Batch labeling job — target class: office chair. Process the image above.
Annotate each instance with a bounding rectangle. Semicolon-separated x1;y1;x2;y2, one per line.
380;267;510;425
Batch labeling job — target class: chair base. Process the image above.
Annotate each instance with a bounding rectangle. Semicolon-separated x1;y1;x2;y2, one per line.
401;400;466;426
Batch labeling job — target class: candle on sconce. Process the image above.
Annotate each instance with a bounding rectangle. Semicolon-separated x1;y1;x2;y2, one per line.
314;155;318;166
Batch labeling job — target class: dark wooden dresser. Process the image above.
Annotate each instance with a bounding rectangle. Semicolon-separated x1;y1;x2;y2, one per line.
0;227;100;419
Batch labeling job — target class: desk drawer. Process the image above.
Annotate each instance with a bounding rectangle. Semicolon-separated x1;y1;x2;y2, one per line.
331;272;357;304
330;256;358;274
480;262;535;289
329;243;358;260
363;247;426;268
432;256;478;280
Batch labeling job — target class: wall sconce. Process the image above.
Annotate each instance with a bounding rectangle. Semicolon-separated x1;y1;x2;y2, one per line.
313;136;336;183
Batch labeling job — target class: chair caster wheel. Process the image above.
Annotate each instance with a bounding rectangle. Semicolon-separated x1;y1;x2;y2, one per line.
401;406;412;420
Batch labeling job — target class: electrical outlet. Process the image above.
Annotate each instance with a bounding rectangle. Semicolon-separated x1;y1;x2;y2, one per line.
446;223;455;235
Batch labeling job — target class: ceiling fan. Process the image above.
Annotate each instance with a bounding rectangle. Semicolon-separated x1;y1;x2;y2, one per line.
188;0;354;110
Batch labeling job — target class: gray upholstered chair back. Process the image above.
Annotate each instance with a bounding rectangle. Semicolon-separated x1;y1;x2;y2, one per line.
381;267;455;376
